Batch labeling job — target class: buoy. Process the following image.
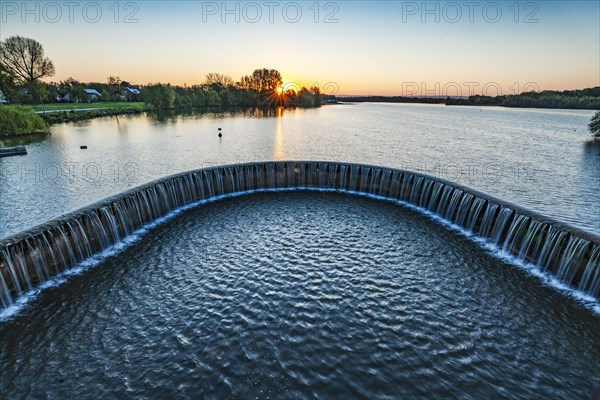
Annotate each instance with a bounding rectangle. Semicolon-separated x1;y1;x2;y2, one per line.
80;145;87;149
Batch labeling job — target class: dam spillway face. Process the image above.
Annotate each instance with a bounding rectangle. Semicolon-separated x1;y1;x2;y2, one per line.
1;161;599;308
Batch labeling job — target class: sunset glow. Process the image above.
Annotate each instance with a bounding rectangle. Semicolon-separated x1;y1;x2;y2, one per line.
1;1;597;95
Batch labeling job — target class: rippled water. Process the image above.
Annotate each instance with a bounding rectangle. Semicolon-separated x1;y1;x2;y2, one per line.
0;104;598;237
1;192;598;399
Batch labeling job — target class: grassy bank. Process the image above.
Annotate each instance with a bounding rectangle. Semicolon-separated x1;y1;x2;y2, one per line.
1;102;147;129
40;107;145;124
0;106;49;138
30;102;146;112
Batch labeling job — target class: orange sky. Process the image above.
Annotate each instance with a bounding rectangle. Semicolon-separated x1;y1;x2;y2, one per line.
3;1;599;95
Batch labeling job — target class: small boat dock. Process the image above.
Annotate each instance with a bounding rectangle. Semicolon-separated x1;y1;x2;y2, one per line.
0;146;28;158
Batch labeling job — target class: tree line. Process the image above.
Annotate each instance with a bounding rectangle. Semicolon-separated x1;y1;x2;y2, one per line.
2;35;598;141
143;71;323;111
339;96;446;104
0;73;323;109
446;88;600;110
337;88;600;110
0;36;322;110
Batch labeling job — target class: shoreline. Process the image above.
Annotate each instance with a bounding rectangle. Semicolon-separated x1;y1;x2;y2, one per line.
0;103;324;139
40;107;145;125
335;98;599;111
1;101;595;140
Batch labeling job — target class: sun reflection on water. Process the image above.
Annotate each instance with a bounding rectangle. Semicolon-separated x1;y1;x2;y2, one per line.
274;106;285;161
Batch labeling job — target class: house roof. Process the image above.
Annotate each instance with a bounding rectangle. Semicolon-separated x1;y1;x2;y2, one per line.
126;87;141;94
83;89;101;96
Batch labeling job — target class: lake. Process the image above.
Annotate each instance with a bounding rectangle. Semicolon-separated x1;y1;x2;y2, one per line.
0;103;598;237
1;103;599;399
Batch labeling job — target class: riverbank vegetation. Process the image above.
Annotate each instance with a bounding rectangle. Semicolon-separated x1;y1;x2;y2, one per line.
39;107;144;125
33;102;146;124
339;96;446;105
445;87;600;109
588;110;600;143
339;87;600;110
0;106;49;138
143;69;322;111
30;102;146;112
1;36;321;115
2;34;597;137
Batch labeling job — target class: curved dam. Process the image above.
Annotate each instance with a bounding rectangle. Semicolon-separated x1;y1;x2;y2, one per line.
1;160;599;309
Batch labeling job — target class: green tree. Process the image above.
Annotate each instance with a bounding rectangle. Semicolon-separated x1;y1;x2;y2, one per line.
296;87;315;107
0;64;17;102
143;84;176;110
220;87;240;107
206;90;221;107
191;87;207;107
174;87;193;109
107;76;124;107
63;77;85;103
101;90;111;101
238;68;283;93
28;81;50;111
310;85;322;106
589;110;600;140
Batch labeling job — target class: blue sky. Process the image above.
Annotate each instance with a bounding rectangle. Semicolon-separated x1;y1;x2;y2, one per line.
2;0;599;95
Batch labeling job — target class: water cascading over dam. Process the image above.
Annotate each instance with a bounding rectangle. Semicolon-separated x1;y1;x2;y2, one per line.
1;161;599;309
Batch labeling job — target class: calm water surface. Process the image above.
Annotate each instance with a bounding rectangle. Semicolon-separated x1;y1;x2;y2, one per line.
0;104;598;237
1;192;598;399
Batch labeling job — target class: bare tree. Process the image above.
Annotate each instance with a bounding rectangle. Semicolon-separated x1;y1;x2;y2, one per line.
0;36;55;83
204;73;234;90
107;76;122;86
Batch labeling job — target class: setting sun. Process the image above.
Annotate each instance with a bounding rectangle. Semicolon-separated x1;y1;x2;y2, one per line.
276;87;283;95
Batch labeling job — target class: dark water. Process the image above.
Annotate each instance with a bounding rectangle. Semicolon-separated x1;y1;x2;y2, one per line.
2;192;598;399
1;104;598;237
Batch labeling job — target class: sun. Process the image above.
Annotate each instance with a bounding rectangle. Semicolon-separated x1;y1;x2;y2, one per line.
276;87;283;95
